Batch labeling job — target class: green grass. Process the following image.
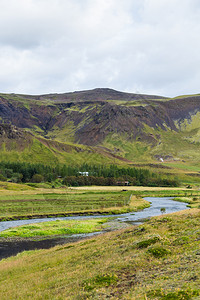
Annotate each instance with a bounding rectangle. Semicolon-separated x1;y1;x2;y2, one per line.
103;134;152;162
102;124;200;177
0;93;56;108
134;188;200;200
164;162;200;172
0;138;59;165
0;208;199;299
0;181;34;191
0;190;134;219
0;218;109;238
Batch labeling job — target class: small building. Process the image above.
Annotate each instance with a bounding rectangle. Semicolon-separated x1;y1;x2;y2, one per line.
116;181;129;186
79;172;89;176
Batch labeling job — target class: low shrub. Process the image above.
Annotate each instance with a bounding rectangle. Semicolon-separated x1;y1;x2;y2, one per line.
147;246;171;258
83;273;118;291
134;235;161;249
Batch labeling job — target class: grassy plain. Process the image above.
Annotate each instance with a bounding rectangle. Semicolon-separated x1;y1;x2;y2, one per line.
0;190;129;219
0;208;199;299
1;183;199;222
0;186;151;220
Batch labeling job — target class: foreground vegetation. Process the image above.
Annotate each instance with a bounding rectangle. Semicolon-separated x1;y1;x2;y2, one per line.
0;208;199;299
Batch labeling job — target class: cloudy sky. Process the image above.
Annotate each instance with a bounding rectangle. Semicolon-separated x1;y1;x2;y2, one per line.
0;0;200;97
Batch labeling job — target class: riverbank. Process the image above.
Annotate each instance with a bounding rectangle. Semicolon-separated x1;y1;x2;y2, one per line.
1;185;199;222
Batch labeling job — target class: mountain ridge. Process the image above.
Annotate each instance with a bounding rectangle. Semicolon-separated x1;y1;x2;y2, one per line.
1;88;200;173
3;88;167;103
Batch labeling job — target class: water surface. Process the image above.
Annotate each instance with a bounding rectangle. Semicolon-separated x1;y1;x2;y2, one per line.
0;197;189;232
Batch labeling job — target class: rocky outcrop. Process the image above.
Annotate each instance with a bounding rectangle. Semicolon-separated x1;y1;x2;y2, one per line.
0;124;25;139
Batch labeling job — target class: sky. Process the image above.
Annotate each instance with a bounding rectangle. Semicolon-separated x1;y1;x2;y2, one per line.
0;0;200;97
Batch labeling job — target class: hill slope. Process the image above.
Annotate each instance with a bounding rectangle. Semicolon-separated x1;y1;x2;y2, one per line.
1;89;200;173
0;124;131;166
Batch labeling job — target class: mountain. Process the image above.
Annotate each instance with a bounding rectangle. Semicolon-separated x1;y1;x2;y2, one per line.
1;88;200;174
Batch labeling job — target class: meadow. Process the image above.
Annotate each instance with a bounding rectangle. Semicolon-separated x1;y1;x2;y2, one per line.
1;182;200;221
0;187;151;221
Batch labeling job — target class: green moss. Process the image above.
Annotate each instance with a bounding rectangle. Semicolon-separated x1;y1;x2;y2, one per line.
147;288;199;299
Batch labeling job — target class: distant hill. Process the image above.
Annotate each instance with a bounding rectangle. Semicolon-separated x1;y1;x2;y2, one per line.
8;88;167;102
1;88;200;175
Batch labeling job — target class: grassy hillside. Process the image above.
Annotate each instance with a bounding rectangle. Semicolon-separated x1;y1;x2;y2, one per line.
0;127;129;166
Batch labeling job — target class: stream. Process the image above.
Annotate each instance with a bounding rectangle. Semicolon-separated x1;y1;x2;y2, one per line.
0;197;189;260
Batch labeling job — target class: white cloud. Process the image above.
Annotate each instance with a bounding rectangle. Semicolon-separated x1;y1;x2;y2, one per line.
0;0;200;97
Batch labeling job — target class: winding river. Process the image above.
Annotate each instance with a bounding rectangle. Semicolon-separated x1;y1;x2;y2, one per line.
0;197;189;260
0;197;188;232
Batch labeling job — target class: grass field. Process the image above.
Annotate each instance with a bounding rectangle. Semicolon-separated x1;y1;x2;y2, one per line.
0;208;199;299
0;184;200;298
1;183;200;221
0;190;130;218
0;187;151;220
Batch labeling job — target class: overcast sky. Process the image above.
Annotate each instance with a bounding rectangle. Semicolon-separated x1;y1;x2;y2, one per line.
0;0;200;97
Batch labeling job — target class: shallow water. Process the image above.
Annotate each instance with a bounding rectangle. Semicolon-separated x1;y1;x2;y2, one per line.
0;197;189;232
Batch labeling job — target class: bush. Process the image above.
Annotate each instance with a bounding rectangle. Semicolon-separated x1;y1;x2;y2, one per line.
147;246;171;258
10;173;23;183
31;174;44;183
83;273;118;291
135;235;161;249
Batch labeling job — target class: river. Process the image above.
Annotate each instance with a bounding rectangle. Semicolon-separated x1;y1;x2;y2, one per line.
0;197;189;260
0;197;188;232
